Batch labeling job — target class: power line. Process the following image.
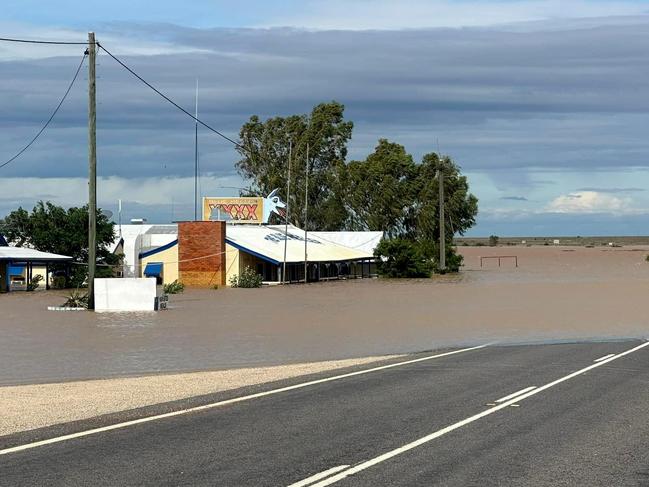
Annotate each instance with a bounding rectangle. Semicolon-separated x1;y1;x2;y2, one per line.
0;52;87;170
97;43;245;151
0;37;90;45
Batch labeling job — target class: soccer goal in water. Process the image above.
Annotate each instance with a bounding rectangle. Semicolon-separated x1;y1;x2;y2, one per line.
480;255;518;268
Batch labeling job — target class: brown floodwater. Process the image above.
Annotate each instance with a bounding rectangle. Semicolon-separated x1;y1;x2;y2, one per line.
1;245;648;385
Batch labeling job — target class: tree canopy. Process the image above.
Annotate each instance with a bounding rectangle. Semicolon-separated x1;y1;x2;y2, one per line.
237;101;353;230
236;102;479;272
0;201;118;284
344;140;478;243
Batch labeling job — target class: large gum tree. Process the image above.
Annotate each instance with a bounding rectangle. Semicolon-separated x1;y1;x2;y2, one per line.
236;101;353;230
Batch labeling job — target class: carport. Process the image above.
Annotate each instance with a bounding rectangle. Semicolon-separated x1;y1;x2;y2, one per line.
0;246;72;292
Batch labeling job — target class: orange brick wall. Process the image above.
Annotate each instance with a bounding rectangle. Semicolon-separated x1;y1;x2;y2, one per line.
178;221;226;287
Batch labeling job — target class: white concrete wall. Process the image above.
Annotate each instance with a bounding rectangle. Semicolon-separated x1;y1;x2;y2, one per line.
94;278;158;312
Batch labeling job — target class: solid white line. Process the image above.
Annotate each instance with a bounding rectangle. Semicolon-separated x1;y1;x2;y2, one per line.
306;340;649;487
594;353;616;362
0;344;488;456
495;386;537;403
287;465;350;487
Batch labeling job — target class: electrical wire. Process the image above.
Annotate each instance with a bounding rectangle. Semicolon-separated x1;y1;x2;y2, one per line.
1;37;253;159
0;52;87;170
97;43;245;151
0;37;90;45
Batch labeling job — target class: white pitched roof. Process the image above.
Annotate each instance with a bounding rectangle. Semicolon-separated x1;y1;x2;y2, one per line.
226;225;372;264
0;247;72;261
310;231;383;255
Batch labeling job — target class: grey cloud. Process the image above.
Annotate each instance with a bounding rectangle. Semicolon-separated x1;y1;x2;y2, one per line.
2;17;649;182
576;187;645;193
500;196;528;201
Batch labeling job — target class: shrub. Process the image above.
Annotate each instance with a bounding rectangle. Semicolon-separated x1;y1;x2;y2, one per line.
67;266;88;288
645;255;649;262
51;275;67;289
229;266;263;288
26;274;43;291
375;238;465;277
62;288;89;308
163;280;185;294
374;238;434;278
433;247;464;274
488;235;499;247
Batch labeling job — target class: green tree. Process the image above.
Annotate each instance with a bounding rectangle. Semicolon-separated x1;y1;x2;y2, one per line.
235;103;478;274
0;201;118;285
346;144;477;273
374;238;434;278
408;153;479;243
345;139;417;236
0;207;30;246
236;101;353;230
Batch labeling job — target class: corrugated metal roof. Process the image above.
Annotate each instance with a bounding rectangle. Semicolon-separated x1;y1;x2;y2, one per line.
0;247;72;261
146;225;178;235
310;231;383;255
226;225;372;264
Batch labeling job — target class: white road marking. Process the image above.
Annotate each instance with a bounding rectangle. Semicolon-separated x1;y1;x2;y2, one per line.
495;386;537;403
287;465;350;487
305;340;649;487
594;353;616;362
0;344;488;456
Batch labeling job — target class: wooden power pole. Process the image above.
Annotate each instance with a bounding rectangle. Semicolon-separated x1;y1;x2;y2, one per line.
303;143;309;283
87;32;97;309
438;158;446;273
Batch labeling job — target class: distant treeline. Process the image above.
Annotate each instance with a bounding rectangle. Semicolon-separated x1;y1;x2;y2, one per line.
456;236;649;247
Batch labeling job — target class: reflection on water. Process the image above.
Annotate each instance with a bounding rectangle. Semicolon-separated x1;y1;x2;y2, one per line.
1;245;648;386
94;312;159;329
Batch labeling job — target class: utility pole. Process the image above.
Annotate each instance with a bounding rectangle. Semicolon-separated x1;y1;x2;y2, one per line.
438;157;446;273
194;79;199;221
87;32;97;309
282;140;292;283
303;143;309;283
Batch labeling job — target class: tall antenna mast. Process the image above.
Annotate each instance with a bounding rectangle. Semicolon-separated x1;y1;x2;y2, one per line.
118;199;122;238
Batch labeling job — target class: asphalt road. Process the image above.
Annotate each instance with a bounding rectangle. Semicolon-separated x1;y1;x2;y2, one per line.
1;341;648;486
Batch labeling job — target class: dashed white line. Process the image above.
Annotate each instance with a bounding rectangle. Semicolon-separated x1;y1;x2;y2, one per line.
495;386;537;403
303;340;649;487
287;465;350;487
594;353;616;362
0;344;488;456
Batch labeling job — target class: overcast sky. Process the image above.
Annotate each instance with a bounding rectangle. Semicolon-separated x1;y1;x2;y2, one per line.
2;1;649;236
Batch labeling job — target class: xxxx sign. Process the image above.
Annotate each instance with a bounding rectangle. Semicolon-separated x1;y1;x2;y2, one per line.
203;197;264;223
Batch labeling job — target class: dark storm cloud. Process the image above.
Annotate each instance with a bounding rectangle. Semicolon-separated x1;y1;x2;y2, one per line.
2;17;649;179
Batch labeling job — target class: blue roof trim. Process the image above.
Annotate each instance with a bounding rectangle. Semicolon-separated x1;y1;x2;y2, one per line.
226;238;280;265
139;239;178;259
